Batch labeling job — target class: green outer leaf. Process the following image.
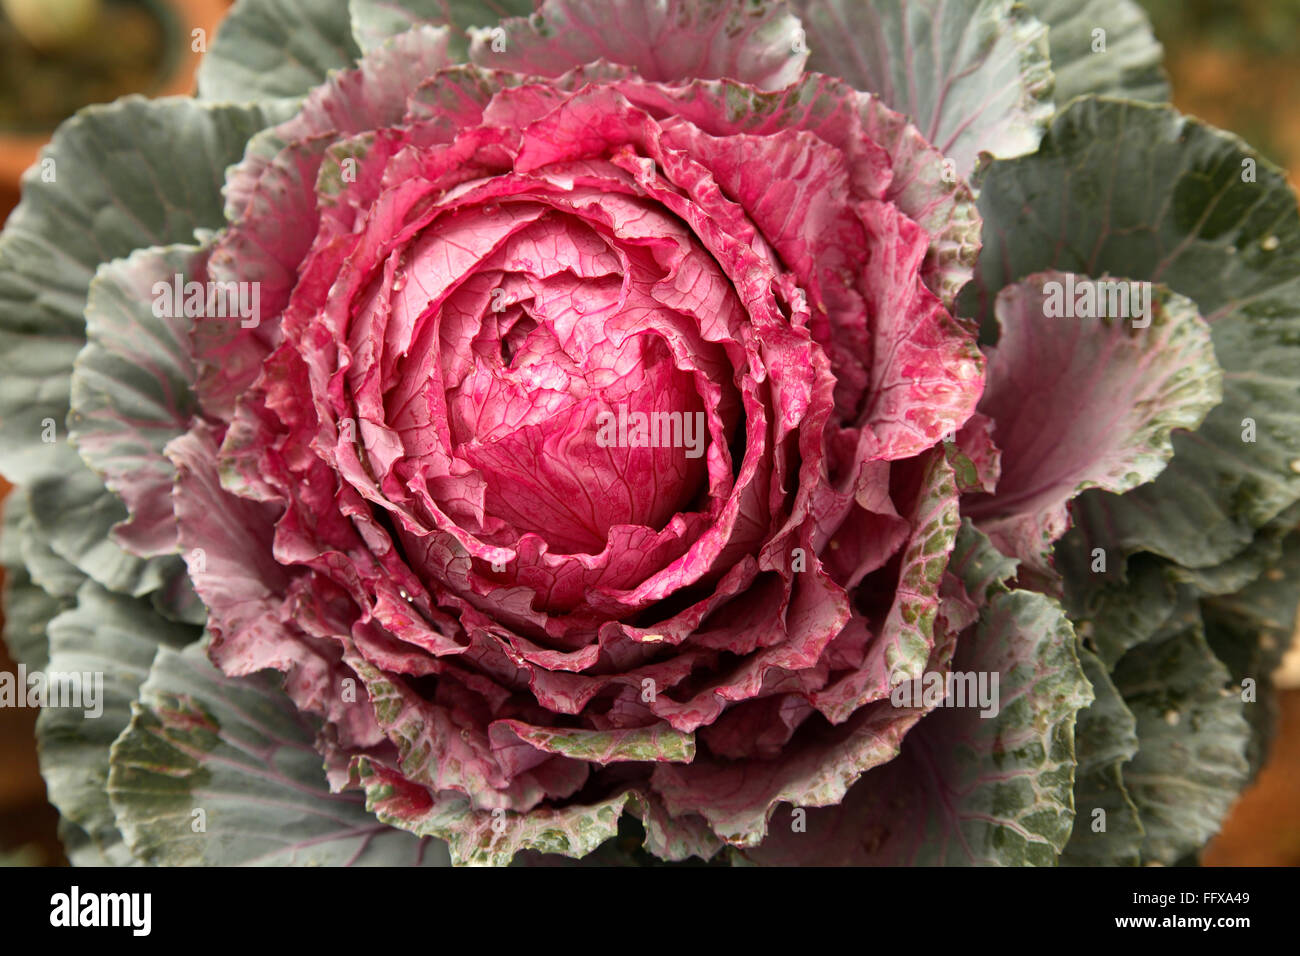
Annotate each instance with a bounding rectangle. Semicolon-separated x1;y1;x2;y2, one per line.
0;98;285;486
149;568;209;628
1060;505;1299;791
1;566;60;673
16;501;86;600
1112;615;1250;865
964;97;1300;572
197;0;362;102
107;641;447;865
1172;501;1300;597
37;582;198;864
1066;551;1184;669
891;589;1093;864
349;0;534;57
949;518;1018;601
797;0;1054;178
1201;530;1300;775
1;493;63;671
1059;514;1296;853
1022;0;1169;103
1060;647;1143;866
56;819;132;867
26;464;177;598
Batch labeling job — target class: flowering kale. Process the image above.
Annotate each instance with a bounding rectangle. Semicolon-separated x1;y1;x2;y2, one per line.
3;0;1299;867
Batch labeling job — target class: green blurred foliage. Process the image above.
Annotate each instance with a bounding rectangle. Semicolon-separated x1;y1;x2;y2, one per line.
1139;0;1300;176
1141;0;1300;56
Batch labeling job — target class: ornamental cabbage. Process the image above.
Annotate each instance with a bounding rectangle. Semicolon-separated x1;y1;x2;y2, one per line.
2;0;1298;868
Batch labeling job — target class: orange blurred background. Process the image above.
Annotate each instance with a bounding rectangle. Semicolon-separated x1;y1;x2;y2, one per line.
0;0;1297;866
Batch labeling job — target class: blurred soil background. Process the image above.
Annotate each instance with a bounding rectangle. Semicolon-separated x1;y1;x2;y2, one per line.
0;0;1298;865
